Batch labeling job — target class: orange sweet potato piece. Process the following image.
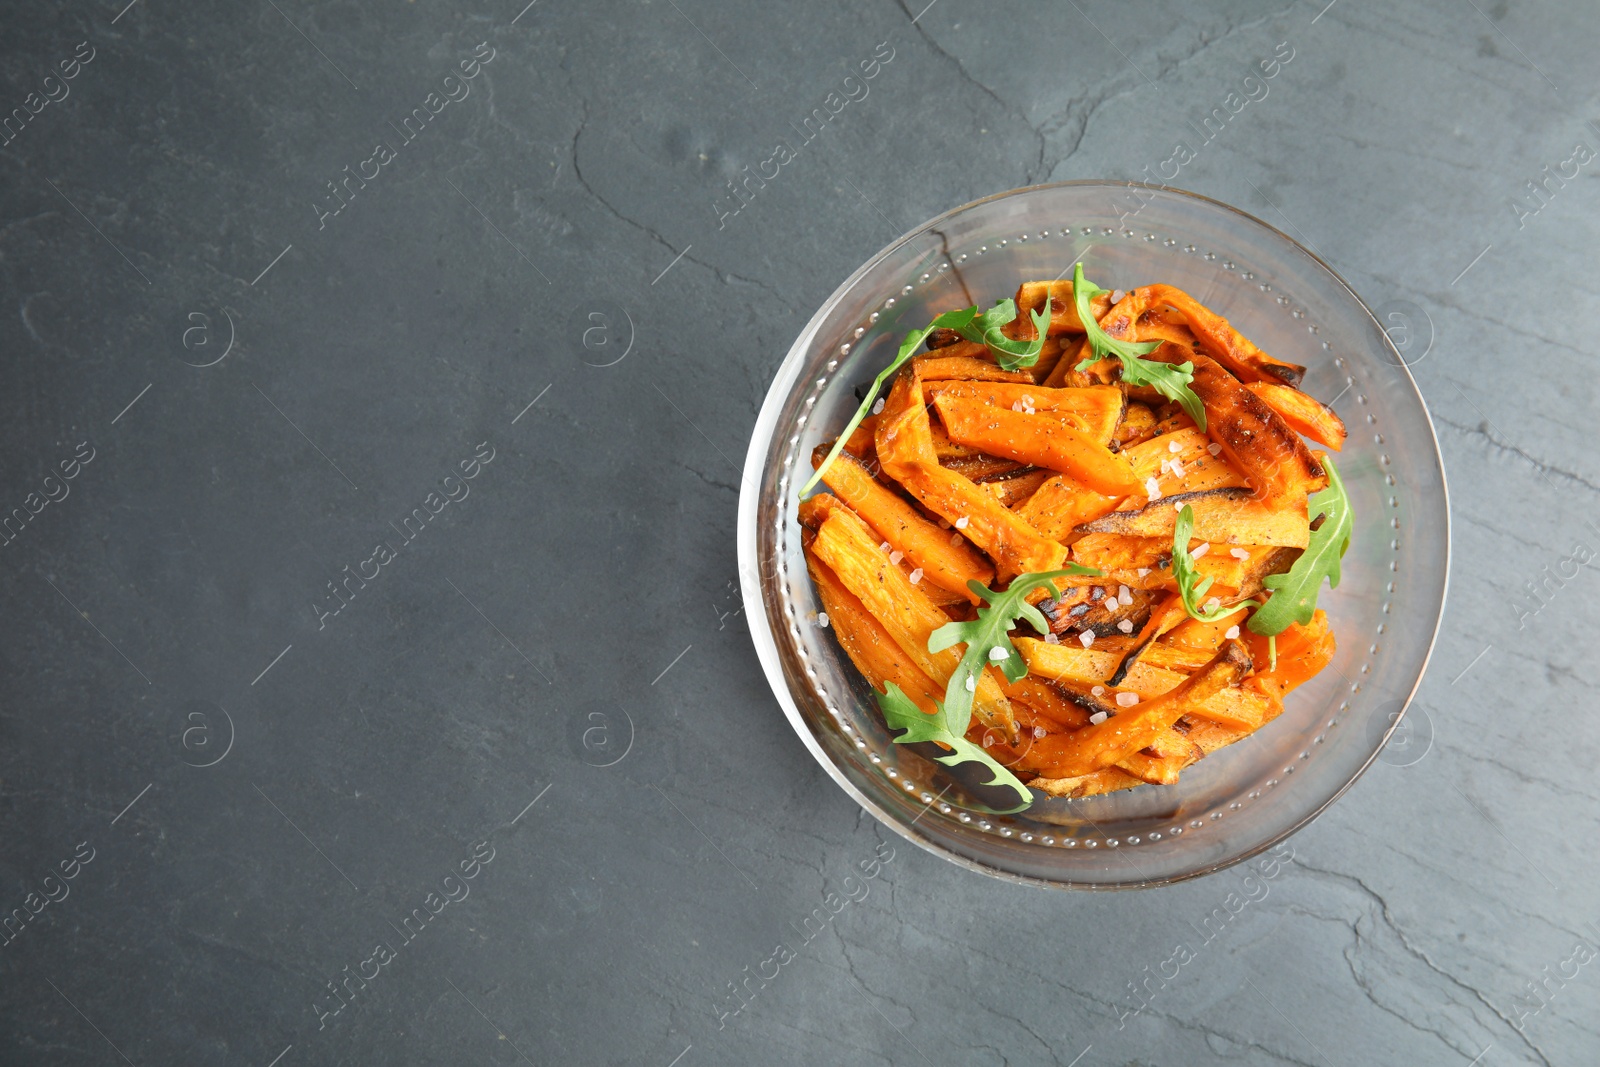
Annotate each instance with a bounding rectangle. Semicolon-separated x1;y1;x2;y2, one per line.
1020;641;1252;777
1144;285;1307;387
1076;487;1311;549
1148;346;1327;506
811;503;1017;736
877;371;1067;577
932;393;1142;497
924;382;1125;444
805;547;945;715
1245;381;1347;450
816;449;993;602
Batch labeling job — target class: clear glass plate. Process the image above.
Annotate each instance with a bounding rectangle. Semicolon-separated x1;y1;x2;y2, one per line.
737;182;1449;888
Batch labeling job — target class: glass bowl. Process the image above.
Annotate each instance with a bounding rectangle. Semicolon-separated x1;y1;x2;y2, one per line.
737;181;1449;888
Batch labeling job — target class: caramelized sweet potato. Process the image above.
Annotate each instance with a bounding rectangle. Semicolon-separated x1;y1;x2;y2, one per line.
1020;641;1252;776
877;371;1069;577
811;503;1017;735
925;382;1125;444
1144;285;1307;387
815;449;994;602
1148;346;1326;505
1076;486;1311;548
805;548;945;715
932;393;1142;497
1245;381;1347;450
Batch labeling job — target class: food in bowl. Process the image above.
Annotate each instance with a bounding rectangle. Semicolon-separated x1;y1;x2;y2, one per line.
798;261;1352;812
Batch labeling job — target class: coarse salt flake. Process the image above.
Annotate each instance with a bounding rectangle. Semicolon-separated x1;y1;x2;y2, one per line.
1089;711;1109;725
908;567;924;584
1117;619;1135;634
1230;547;1251;560
1145;478;1163;499
1091;685;1105;697
955;515;969;529
1171;460;1185;478
981;733;995;747
964;674;977;692
1208;442;1223;456
1044;632;1060;644
1192;542;1210;559
1012;400;1026;412
1033;725;1047;739
1137;567;1150;577
1168;441;1183;453
1111;289;1126;303
1079;631;1096;648
1104;597;1119;611
1204;597;1222;613
871;397;885;415
1226;625;1241;639
1116;691;1140;707
818;612;830;628
1159;460;1173;476
1118;584;1132;604
1174;501;1186;512
879;541;892;553
989;646;1010;661
889;550;904;565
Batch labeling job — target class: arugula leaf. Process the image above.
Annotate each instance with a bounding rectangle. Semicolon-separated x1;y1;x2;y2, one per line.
955;298;1052;372
1070;262;1208;430
928;566;1102;734
875;682;1033;812
801;305;978;494
1171;504;1255;623
1248;456;1353;636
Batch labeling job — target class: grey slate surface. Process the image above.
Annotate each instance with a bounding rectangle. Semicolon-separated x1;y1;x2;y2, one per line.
1;0;1595;1064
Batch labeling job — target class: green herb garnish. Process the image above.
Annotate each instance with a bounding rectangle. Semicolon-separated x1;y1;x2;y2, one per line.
1070;262;1207;430
928;566;1102;731
1248;456;1353;637
1172;504;1255;623
876;682;1033;812
801;298;1049;494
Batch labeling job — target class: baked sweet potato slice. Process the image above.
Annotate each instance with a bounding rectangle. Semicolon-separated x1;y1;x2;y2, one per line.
1013;474;1122;542
805;547;945;715
1076;487;1310;549
925;382;1125;444
1147;346;1326;505
932;393;1142;497
1014;637;1267;731
1245;381;1347;450
815;449;994;602
1020;641;1252;777
914;346;1037;384
1122;428;1249;495
810;503;1017;735
877;370;1068;577
1144;285;1307;387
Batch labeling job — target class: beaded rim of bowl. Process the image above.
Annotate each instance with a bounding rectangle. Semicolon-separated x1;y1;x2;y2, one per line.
776;224;1398;850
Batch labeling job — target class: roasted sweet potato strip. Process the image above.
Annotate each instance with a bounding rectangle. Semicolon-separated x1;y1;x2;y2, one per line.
1024;642;1252;777
1077;487;1310;548
877;370;1067;577
1122;428;1249;495
914;349;1036;384
1144;285;1307;387
1245;381;1347;450
811;503;1017;735
1014;474;1121;542
925;382;1125;444
1148;346;1326;505
805;547;945;715
1028;768;1149;798
933;393;1142;497
816;449;994;602
1014;637;1267;731
1013;281;1113;338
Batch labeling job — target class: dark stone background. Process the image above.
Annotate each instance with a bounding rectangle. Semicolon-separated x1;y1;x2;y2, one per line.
1;0;1595;1063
